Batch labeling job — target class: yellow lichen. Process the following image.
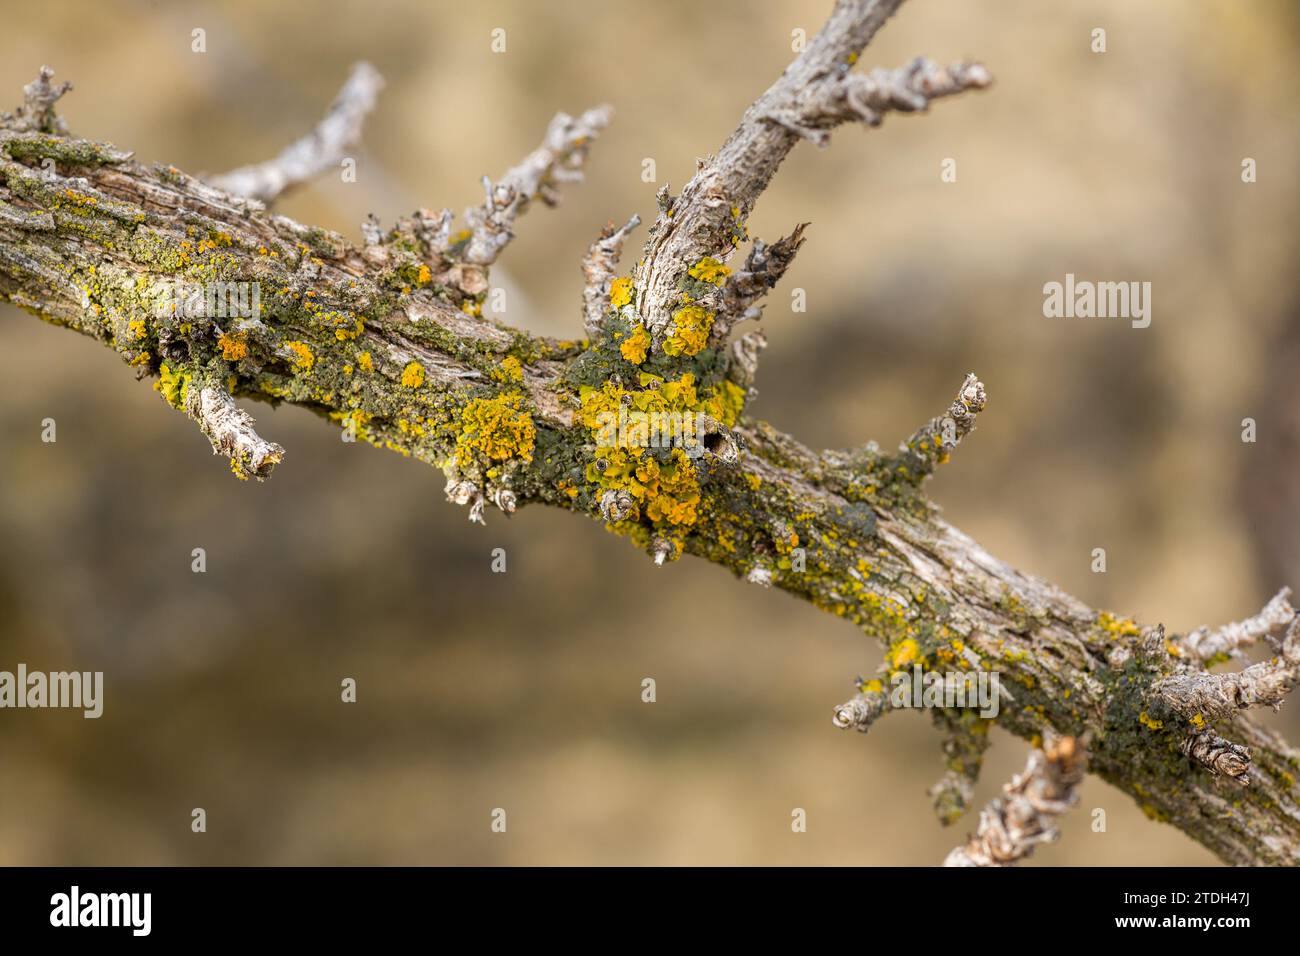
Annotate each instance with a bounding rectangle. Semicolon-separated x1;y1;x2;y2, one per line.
662;303;713;356
498;355;524;383
358;351;374;372
329;408;372;438
619;323;650;364
889;637;921;669
575;370;746;534
284;340;314;372
609;276;633;309
1098;611;1141;639
331;317;365;341
1138;710;1164;731
705;378;746;427
687;256;731;286
154;363;190;410
644;449;701;525
401;362;425;388
455;392;536;466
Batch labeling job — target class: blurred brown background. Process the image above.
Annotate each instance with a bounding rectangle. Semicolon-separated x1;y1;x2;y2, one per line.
1;0;1298;865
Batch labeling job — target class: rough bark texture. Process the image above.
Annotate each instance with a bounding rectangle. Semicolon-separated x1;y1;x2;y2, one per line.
3;2;1299;866
944;734;1087;867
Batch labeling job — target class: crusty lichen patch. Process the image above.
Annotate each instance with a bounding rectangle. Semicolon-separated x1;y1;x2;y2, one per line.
455;392;536;467
570;370;749;554
218;331;249;361
609;275;633;309
687;256;730;286
662;303;713;357
400;361;425;388
284;340;314;372
619;323;650;364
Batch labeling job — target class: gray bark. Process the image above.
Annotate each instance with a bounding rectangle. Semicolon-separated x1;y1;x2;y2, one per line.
3;3;1299;866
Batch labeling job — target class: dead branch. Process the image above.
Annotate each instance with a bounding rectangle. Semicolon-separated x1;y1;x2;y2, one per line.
208;62;384;203
944;735;1087;867
4;0;1300;865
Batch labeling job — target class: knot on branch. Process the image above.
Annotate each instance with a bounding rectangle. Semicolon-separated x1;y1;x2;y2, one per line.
446;473;520;525
1183;732;1252;786
599;488;637;523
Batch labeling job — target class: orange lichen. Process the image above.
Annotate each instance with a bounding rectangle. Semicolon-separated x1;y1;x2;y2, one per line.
218;332;249;361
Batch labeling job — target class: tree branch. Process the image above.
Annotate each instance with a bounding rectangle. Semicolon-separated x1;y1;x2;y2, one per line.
631;0;988;348
187;373;285;480
1176;587;1295;663
894;372;988;483
461;105;612;267
944;735;1086;867
758;57;992;146
713;223;807;346
1153;619;1300;724
929;709;992;825
3;65;72;134
207;62;383;204
5;0;1300;866
581;214;640;339
832;681;891;732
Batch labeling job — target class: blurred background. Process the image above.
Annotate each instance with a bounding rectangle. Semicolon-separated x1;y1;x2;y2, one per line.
1;0;1298;865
